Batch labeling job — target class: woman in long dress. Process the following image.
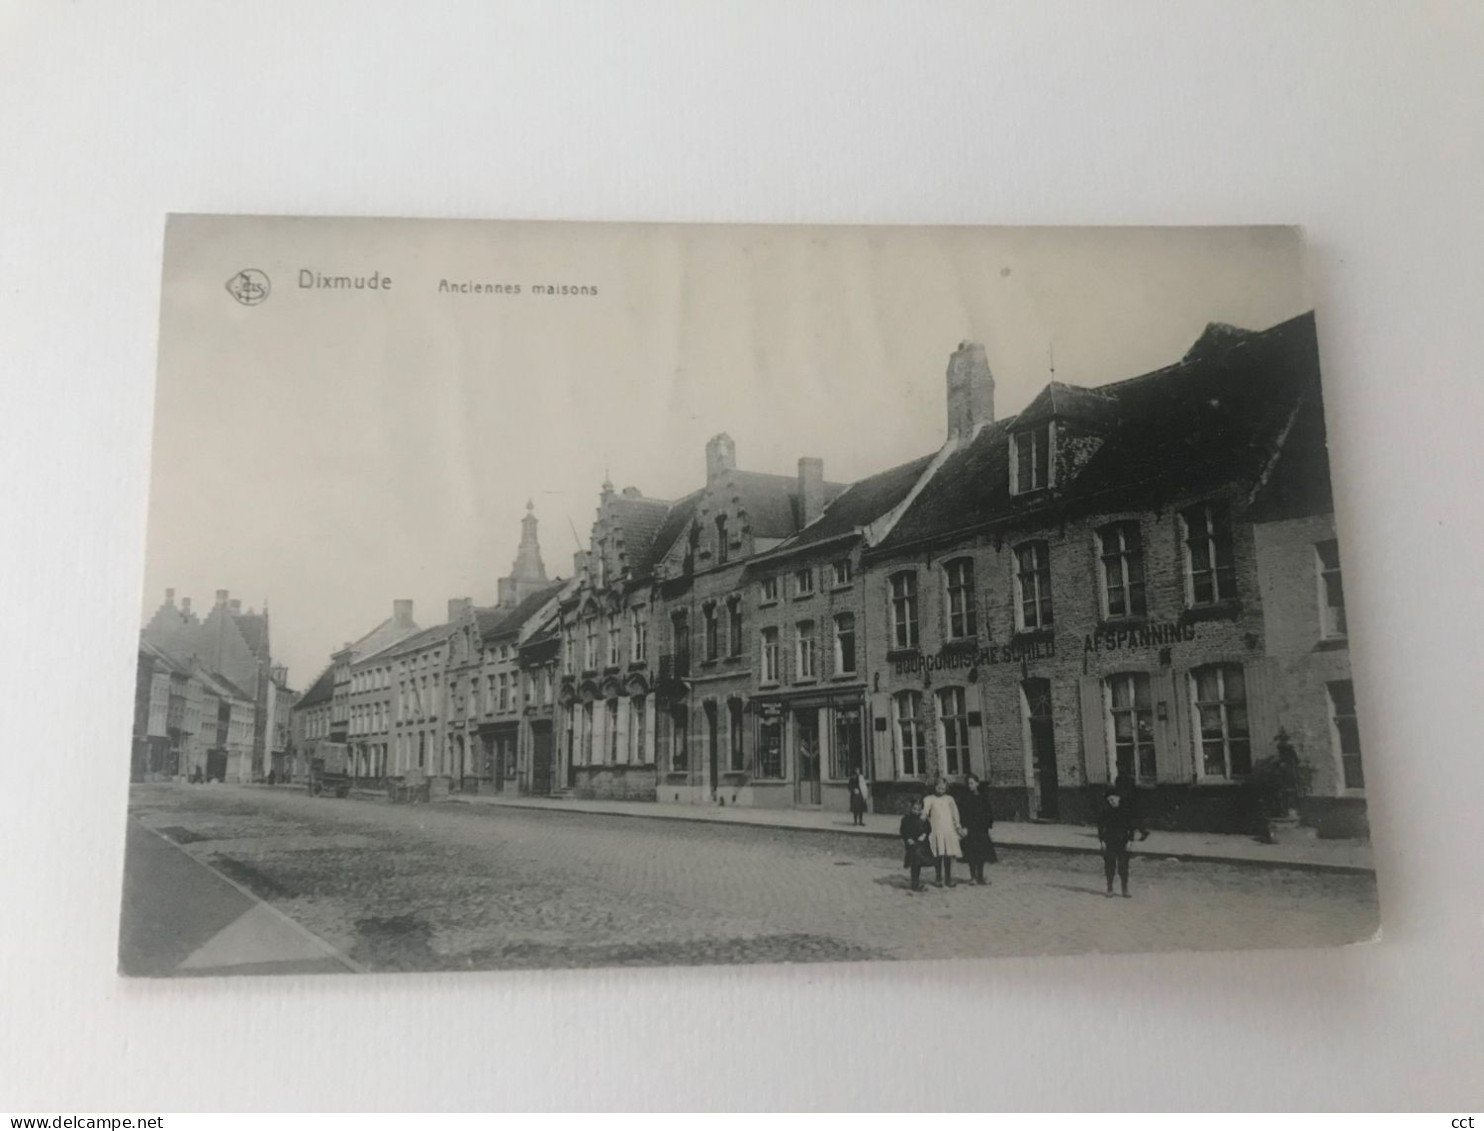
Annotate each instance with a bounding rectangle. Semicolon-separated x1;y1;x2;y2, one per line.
920;778;964;887
960;773;997;885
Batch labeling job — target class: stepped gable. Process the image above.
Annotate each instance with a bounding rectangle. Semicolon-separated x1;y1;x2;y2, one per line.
878;311;1321;550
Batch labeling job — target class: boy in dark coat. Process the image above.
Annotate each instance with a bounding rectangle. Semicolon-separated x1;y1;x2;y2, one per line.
1096;787;1149;897
899;798;931;892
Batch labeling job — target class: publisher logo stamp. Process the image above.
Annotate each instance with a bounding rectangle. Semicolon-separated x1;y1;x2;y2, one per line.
226;268;271;306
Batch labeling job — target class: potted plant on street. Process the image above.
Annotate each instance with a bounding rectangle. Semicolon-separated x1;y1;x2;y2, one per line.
1245;729;1315;843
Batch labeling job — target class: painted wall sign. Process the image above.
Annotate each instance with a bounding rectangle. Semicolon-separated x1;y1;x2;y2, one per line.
1084;621;1197;653
892;637;1056;676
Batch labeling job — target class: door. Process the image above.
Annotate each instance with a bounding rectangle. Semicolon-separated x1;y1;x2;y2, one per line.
531;723;553;796
705;702;720;798
1023;678;1059;819
795;709;821;806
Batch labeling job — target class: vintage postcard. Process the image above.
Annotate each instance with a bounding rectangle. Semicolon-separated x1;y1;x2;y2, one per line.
122;217;1378;976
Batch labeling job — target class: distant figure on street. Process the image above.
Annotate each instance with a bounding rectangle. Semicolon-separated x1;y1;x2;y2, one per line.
847;769;870;826
960;773;998;885
899;798;932;891
1097;785;1150;898
920;778;965;887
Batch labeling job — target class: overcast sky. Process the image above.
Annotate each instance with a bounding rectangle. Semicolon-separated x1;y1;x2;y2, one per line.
144;218;1309;688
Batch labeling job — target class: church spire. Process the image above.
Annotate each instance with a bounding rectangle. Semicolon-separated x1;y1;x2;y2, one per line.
498;501;549;607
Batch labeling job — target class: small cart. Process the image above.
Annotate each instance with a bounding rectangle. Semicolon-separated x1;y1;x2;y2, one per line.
308;741;352;799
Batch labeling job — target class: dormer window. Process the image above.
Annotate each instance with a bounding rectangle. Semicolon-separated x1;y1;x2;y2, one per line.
1010;422;1054;495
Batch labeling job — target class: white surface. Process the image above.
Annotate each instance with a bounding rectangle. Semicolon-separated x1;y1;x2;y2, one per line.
1;0;1481;1113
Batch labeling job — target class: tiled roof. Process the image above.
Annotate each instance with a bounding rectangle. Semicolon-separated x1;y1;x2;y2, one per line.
139;638;189;674
295;664;336;709
726;470;848;539
636;488;705;576
877;312;1321;551
482;581;567;640
758;452;937;558
380;622;455;659
607;495;672;576
1015;381;1120;430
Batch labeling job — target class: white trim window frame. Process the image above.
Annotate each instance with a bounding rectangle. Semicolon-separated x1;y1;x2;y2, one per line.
894;690;926;777
1013;541;1054;631
1010;421;1055;495
833;612;856;676
795;620;817;681
1097;521;1147;619
889;570;920;649
1181;502;1237;607
943;557;978;640
1316;539;1347;640
937;685;969;776
1104;672;1157;785
1328;679;1364;792
760;627;780;684
629;606;648;663
1190;663;1252;780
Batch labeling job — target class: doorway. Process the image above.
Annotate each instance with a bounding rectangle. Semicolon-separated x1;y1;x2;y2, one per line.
794;709;821;806
1022;678;1059;819
705;702;720;798
531;722;553;796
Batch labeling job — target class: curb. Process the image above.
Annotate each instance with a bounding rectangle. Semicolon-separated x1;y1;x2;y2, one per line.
442;796;1376;877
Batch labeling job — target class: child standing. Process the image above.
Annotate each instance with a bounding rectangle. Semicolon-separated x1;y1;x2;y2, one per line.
1096;787;1149;897
899;799;931;891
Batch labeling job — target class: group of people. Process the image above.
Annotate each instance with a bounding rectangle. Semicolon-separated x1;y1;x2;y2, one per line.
897;774;999;890
896;773;1151;897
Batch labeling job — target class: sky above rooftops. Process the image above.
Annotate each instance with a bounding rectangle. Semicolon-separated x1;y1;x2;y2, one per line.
144;219;1308;683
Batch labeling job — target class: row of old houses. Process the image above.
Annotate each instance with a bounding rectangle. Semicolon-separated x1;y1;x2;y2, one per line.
288;311;1368;835
133;590;297;782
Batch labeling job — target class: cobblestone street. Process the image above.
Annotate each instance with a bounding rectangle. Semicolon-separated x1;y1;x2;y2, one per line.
124;784;1380;974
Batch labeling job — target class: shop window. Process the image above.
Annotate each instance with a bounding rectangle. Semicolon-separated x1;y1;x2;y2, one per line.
1316;539;1347;639
756;712;783;779
937;686;970;776
1191;663;1251;779
895;691;926;777
830;706;863;780
943;558;978;639
890;571;920;649
1014;541;1054;630
1098;522;1147;618
1182;502;1237;606
1328;680;1364;790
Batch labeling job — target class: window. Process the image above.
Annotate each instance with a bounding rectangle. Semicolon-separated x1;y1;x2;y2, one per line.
583;620;598;672
629;696;647;762
671;611;689;669
630;607;648;663
830;706;863;780
760;577;778;604
606;699;620;763
761;627;780;683
756;711;783;779
832;558;853;587
794;568;814;597
543;666;554;705
703;602;720;662
503;735;517;779
715;515;730;564
894;691;926;777
562;627;574;674
1011;423;1053;494
727;598;744;658
833;612;856;675
1014;541;1054;630
607;613;620;667
581;702;594;764
1317;540;1347;639
728;700;745;772
1098;522;1147;618
890;571;919;649
1106;673;1156;784
795;621;816;680
937;686;970;776
944;558;978;639
671;706;689;771
1329;680;1364;790
497;673;509;712
471;677;482;717
1192;664;1251;779
1182;503;1237;605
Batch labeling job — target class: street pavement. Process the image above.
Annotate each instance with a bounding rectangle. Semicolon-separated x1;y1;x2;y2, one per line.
123;783;1381;975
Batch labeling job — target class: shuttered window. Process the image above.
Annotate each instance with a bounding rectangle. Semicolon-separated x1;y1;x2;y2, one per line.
1106;673;1157;784
895;691;926;777
1191;664;1251;778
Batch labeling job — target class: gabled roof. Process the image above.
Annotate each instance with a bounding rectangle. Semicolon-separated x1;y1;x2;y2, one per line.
232;610;270;663
348;611;423;661
139;638;190;675
482;580;568;640
877;312;1322;551
726;470;848;539
641;488;706;576
380;621;455;659
1014;381;1119;430
607;494;672;574
194;666;252;703
756;451;937;559
295;664;336;709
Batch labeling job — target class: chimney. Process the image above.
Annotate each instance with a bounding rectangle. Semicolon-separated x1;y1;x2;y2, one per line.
228;598;242;614
448;597;471;623
165;587;175;606
945;340;995;441
798;457;825;527
573;550;587;578
215;589;229;607
180;597;192;616
705;433;736;484
393;599;413;624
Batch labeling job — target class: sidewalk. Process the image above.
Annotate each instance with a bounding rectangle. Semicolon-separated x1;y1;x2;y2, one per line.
443;791;1374;874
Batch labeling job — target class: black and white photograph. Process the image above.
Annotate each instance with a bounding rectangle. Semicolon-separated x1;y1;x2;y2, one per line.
121;217;1379;976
